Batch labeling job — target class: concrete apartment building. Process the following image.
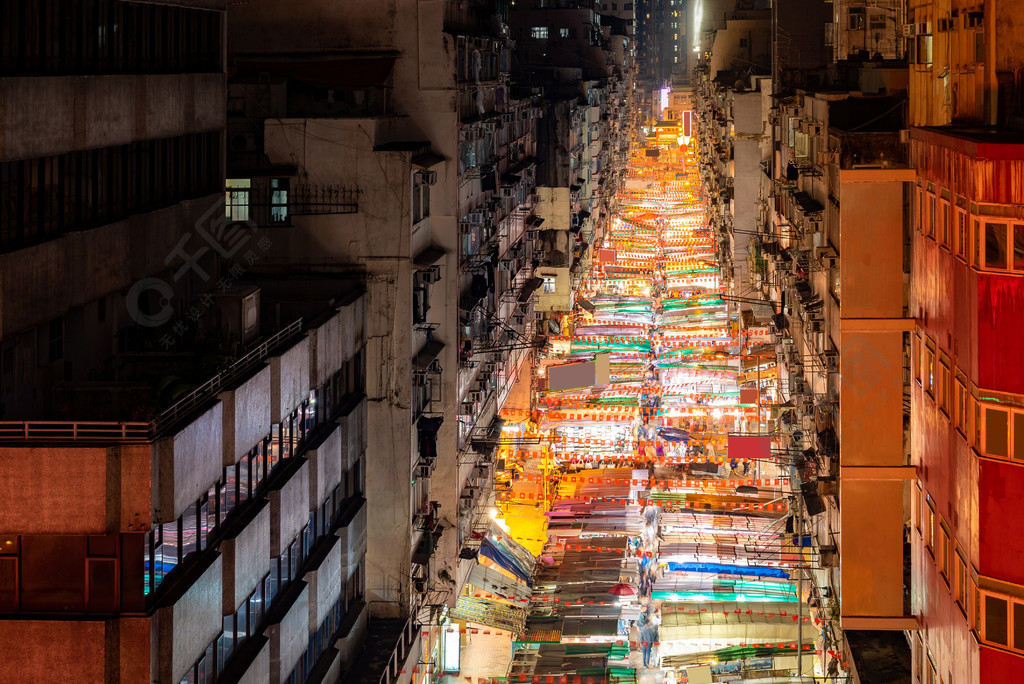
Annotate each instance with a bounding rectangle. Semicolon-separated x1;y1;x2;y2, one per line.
905;1;1024;681
510;1;636;322
0;5;371;683
225;0;551;680
700;1;1024;681
696;3;919;679
0;277;370;684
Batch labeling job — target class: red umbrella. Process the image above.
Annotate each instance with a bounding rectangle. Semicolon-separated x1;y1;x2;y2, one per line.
609;583;638;596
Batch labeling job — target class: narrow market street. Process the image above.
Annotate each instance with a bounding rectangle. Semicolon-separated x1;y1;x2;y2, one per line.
450;126;832;684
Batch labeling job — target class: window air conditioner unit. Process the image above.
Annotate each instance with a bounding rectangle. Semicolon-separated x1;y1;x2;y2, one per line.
938;18;955;32
814;245;837;261
421;265;442;284
214;286;261;347
419;170;438;186
964;12;983;29
902;23;917;36
917;22;931;35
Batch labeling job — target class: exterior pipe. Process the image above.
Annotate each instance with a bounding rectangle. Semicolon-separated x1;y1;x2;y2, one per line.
985;0;997;124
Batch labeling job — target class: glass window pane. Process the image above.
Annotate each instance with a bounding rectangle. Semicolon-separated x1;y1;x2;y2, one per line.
223;465;238;516
236;603;248;646
250;451;261;492
986;407;1009;458
238;457;250;502
986;595;1008;645
985;222;1008;269
271;424;281;466
157;520;179;578
181;506;198;558
219;615;234;664
974;219;981;265
1015;413;1024;461
1014;603;1024;651
1013;224;1024;271
207;482;219;532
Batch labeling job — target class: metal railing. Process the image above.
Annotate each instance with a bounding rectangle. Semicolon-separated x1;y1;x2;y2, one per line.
151;318;304;435
0;318;305;443
0;421;150;442
379;615;418;684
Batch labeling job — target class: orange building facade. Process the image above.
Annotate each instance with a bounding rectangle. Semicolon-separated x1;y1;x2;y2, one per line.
908;2;1024;682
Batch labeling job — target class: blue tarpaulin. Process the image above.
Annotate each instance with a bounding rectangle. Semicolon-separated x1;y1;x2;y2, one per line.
479;538;532;586
657;426;691;442
666;562;790;579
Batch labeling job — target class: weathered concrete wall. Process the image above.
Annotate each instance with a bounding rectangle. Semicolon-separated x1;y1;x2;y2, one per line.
156;402;224;523
271;336;311;422
222;503;272;612
222;365;273;464
157;555;224;683
0;73;224;161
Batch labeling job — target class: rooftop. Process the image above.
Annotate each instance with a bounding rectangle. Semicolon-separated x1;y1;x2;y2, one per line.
0;275;364;439
911;126;1024;159
845;630;912;684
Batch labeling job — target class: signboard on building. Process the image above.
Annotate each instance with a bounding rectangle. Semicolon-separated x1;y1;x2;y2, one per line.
547;354;611;391
727;435;771;462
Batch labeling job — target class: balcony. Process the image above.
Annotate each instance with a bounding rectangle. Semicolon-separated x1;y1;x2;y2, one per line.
226;180;360;228
344;613;420;684
0;318;306;443
444;0;508;39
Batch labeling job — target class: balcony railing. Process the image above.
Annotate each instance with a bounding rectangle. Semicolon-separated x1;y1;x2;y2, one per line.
0;421;149;442
379;615;418;684
0;318;305;443
151;318;305;435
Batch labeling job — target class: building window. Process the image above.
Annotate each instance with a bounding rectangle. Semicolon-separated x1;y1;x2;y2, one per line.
916;35;934;65
530;27;549;39
938;523;951;581
542;276;557;293
926;498;935;552
937;359;950;415
985;595;1008;646
923;342;934;395
927;193;936;239
984;221;1008;269
0;0;223;77
956;207;969;259
1;131;223;252
956;552;969;614
413;176;431;224
912;334;921;382
955;379;968;435
848;7;866;30
226;179;251;221
984;406;1009;458
270;178;289;224
940;199;951;248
